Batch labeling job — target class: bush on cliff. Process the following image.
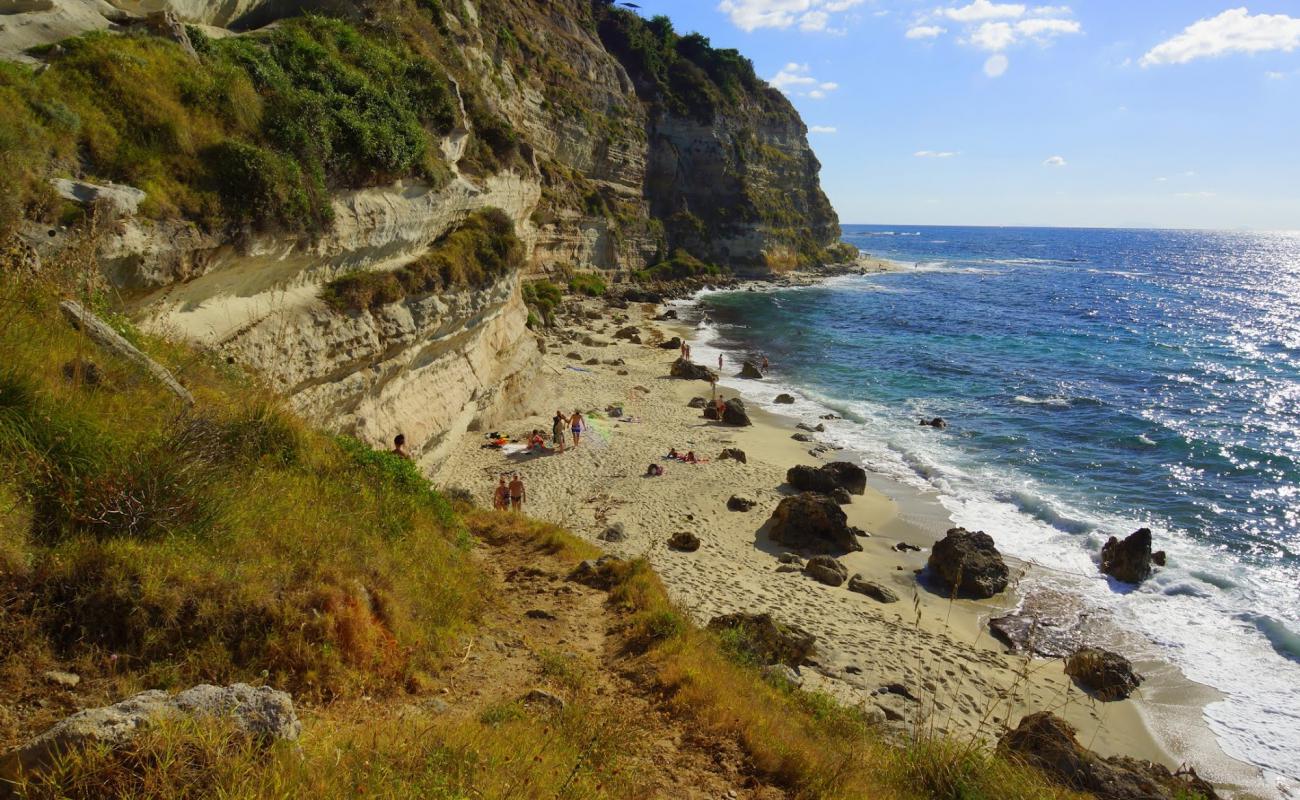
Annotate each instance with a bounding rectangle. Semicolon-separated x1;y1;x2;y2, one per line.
634;248;723;282
322;208;524;312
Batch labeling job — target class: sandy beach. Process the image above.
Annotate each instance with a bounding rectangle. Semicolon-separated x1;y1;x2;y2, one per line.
431;283;1274;797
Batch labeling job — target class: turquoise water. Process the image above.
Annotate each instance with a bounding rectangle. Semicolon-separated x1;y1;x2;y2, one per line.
683;225;1300;785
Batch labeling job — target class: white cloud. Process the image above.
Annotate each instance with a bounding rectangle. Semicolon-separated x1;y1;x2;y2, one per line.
769;63;840;98
1043;155;1067;167
809;125;838;133
717;0;865;33
906;25;947;39
1266;70;1286;79
967;17;1081;51
970;22;1016;50
939;0;1025;22
984;53;1010;76
1141;8;1300;67
915;150;958;158
1155;176;1168;182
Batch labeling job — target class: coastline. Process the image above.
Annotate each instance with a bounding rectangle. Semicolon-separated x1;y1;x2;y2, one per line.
431;270;1276;799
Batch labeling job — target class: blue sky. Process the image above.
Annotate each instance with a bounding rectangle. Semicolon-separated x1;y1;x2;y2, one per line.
643;2;1300;230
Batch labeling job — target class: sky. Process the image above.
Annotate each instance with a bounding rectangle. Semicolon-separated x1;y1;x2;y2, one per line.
636;2;1300;230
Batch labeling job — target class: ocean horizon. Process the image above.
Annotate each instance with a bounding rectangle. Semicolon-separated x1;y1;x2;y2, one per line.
680;223;1300;789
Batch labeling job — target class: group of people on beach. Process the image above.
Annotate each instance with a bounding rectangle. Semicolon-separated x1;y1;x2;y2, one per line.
549;408;586;452
493;473;526;510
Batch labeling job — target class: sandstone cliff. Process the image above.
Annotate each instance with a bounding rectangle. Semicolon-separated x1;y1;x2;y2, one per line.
1;0;842;459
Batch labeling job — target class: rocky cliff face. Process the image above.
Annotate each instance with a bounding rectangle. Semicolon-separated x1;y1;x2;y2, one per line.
3;0;841;459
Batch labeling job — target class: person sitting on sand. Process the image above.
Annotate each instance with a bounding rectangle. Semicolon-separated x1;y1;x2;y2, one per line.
570;409;586;446
391;433;412;460
683;451;698;463
552;410;569;453
493;475;509;510
528;429;546;451
667;447;679;459
646;463;664;477
508;473;526;510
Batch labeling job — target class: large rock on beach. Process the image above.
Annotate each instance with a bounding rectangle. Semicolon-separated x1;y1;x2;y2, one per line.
727;495;756;512
1064;648;1143;700
768;493;864;554
669;357;718;382
659;336;683;350
822;461;866;495
0;684;299;785
613;326;640;340
998;712;1219;800
668;531;701;552
803;555;849;586
848;575;899;603
926;528;1011;599
706;612;816;667
721;398;751;426
718;447;747;463
786;462;866;495
739;360;764;379
1100;528;1154;584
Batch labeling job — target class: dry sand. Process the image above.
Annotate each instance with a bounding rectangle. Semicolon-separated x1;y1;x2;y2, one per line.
432;294;1272;796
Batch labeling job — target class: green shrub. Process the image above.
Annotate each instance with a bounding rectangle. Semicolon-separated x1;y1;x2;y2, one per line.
634;248;723;282
568;272;606;297
521;279;562;328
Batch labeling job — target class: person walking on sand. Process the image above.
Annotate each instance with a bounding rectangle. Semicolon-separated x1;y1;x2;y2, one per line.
493;475;509;510
391;433;412;460
570;409;586;447
552;410;569;453
508;473;526;510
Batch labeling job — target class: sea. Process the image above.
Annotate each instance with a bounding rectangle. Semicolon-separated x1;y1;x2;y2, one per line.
677;224;1300;790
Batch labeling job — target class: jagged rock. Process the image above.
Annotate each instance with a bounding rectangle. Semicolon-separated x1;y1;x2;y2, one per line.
998;712;1219;800
667;531;701;552
597;523;626;542
760;663;803;688
820;413;839;420
718;447;747;463
830;486;852;505
709;398;750;426
659;336;683;350
567;556;623;589
0;684;299;785
792;432;813;442
726;496;755;512
892;542;922;552
739;360;763;379
580;335;608;347
52;179;146;219
520;689;565;712
848;575;899;603
1065;648;1143;700
774;393;796;404
141;10;198;59
41;670;80;688
1151;550;1166;566
655;309;678;320
786;461;865;495
919;417;948;429
1101;528;1154;584
821;461;866;495
687;396;708;408
706;612;816;667
60;358;103;387
669;358;718;382
768;493;863;554
804;555;848;586
613;326;640;340
926;528;1011;599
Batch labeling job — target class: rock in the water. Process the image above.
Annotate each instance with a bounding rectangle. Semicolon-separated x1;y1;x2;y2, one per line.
597;523;626;542
774;393;796;404
804;555;848;586
0;684;299;785
1152;550;1166;567
727;495;756;512
739;360;764;379
919;417;948;429
998;712;1219;800
687;396;708;408
760;663;803;688
655;309;679;320
718;447;747;463
1064;648;1142;700
41;670;80;688
669;357;719;382
768;493;863;554
706;612;816;667
848;575;899;603
567;556;623;589
1101;528;1154;584
721;398;751;426
668;531;701;552
926;527;1011;599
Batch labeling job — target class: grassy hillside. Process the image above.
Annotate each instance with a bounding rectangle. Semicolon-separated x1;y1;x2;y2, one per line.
0;243;1084;797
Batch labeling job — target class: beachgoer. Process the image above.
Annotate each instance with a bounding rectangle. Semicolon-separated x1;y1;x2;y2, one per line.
391;433;412;460
714;397;726;419
646;463;664;476
718;354;723;370
552;410;569;453
668;447;679;459
529;429;545;450
684;451;698;463
761;355;770;371
508;473;526;510
680;339;688;357
493;476;509;510
570;409;585;446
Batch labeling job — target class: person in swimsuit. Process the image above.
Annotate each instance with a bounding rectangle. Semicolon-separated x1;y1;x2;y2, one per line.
508;473;525;510
718;354;723;370
761;355;770;371
684;451;698;463
391;433;412;460
493;475;509;510
570;409;585;447
552;410;569;453
680;339;688;358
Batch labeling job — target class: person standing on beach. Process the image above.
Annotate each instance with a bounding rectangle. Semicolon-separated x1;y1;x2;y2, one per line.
570;409;586;447
761;355;770;371
680;339;688;358
493;475;509;510
508;473;525;510
552;410;569;453
718;353;723;370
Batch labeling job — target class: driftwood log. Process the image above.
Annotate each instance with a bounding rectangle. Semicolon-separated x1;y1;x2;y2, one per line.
58;300;194;406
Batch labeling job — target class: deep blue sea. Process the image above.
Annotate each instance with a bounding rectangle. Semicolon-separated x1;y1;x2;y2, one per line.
682;224;1300;785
